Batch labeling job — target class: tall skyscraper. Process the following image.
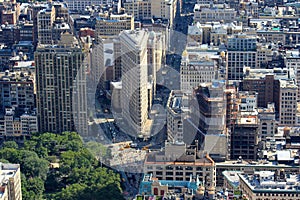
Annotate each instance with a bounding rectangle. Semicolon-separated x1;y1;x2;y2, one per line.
35;32;87;135
120;29;149;137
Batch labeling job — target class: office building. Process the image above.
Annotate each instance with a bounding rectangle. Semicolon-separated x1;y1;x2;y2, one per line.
32;3;48;45
37;6;55;44
242;68;298;126
138;174;210;199
123;0;151;20
0;162;22;200
192;82;226;135
144;142;216;188
0;25;20;47
193;4;236;23
256;43;274;68
110;81;122;113
241;67;294;109
95;12;134;39
35;33;87;135
257;103;276;142
0;108;37;137
0;70;35;114
222;171;241;193
190;81;228;161
230;112;259;160
278;80;297;126
239;171;300;200
113;37;122;81
180;50;218;92
64;0;111;11
183;43;227;79
91;36;115;90
216;159;299;187
19;23;34;42
147;31;165;95
229;91;260;160
227;34;257;80
166;90;189;143
91;35;104;85
285;51;300;101
188;21;242;46
120;29;149;137
123;0;177;27
150;0;177;27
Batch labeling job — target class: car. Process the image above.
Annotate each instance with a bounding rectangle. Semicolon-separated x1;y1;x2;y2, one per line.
130;143;137;148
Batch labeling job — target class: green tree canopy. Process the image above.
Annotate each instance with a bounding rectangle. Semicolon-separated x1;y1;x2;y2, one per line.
0;132;124;200
3;141;18;149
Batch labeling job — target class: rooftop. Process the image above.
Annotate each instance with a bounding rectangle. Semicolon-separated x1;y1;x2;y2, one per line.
216;160;297;168
145;142;214;166
167;90;190;114
243;67;294;80
223;171;241;188
238;116;258;125
188;22;202;35
0;163;20;198
279;79;297;89
140;174;201;194
0;70;34;83
145;151;214;166
121;29;148;48
239;171;300;193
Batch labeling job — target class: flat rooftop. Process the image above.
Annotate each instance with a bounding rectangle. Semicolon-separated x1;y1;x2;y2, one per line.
216;160;297;168
222;171;241;188
239;116;258;125
0;163;19;198
239;171;300;193
167;90;190;114
145;148;214;166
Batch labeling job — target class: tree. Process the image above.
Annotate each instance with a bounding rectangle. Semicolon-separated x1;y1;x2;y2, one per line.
60;149;96;175
45;169;63;192
23;140;38;152
89;183;125;200
66;167;91;185
3;141;18;149
0;148;19;163
22;156;49;180
21;174;45;200
65;140;83;152
56;183;87;200
0;132;124;200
